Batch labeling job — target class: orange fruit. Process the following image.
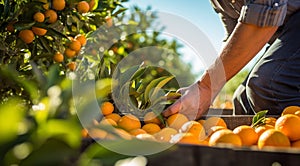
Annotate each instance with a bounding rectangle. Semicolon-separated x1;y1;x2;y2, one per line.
291;139;300;148
69;39;81;52
6;22;15;32
180;121;206;140
198;119;205;125
136;133;157;141
154;127;178;142
81;128;89;138
203;117;227;135
44;10;57;23
209;126;227;136
77;1;90;13
117;114;141;131
33;12;45;22
88;0;95;11
19;29;34;44
265;117;277;126
67;62;76;71
100;101;114;116
88;128;108;139
32;26;47;36
255;124;274;137
53;52;64;63
233;125;258;146
129;128;147;136
209;129;242;147
105;16;113;27
52;0;65;11
170;133;202;145
166;113;189;131
257;129;290;149
64;48;76;58
104;113;121;123
106;128;132;140
275;114;300;141
295;111;300;118
75;34;87;46
143;111;162;125
99;118;117;126
142;123;161;135
281;106;300;116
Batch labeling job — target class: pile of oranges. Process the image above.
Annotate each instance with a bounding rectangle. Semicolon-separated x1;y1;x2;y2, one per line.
82;103;300;150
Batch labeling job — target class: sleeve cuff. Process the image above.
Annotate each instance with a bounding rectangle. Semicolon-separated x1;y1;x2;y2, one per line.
238;0;288;27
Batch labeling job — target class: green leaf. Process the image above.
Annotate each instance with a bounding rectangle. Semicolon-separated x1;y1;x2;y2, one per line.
14;21;35;31
118;63;142;86
47;28;69;39
251;110;268;128
112;7;127;16
144;76;168;102
0;98;26;145
150;76;174;99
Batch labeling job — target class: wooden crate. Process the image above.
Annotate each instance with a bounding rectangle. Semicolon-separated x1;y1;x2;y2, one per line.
147;113;300;166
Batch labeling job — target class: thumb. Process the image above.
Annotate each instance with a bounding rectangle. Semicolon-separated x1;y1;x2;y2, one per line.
162;99;182;117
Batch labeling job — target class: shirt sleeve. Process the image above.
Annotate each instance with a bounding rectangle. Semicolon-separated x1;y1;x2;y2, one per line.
238;0;288;27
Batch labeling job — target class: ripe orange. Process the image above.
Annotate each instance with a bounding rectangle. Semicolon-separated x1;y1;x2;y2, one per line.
88;0;95;11
105;16;113;27
19;29;34;44
154;127;178;142
180;121;206;140
6;22;15;32
198;119;205;125
275;114;300;141
53;52;64;62
255;124;274;137
88;128;108;139
77;1;90;13
166;113;189;131
129;128;147;136
170;133;202;145
106;128;132;140
81;128;89;138
104;113;121;123
75;34;87;46
44;10;57;23
33;12;45;22
203;116;227;135
265;117;277;126
69;39;81;52
233;125;258;146
136;133;156;141
99;118;117;126
257;129;290;149
64;48;76;58
143;111;162;125
117;114;141;131
67;62;76;71
32;27;47;36
291;139;300;148
142;123;161;135
52;0;65;11
209;129;242;147
100;101;114;116
281;106;300;116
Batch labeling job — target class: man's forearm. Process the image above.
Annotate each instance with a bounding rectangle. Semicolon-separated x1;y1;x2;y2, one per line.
199;22;278;98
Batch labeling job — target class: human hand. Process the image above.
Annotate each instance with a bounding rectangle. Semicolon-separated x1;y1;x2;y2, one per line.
162;81;212;120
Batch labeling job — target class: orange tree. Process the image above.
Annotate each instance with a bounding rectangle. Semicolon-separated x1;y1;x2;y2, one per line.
0;0;127;103
0;1;198;165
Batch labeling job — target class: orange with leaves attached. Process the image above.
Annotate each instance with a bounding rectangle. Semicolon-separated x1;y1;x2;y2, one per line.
44;10;57;23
